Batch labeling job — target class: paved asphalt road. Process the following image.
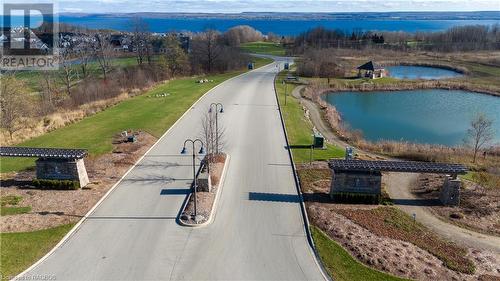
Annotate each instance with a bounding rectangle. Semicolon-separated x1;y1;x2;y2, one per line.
23;58;325;280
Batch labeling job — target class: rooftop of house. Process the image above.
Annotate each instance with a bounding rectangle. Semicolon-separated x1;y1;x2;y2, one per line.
357;60;384;71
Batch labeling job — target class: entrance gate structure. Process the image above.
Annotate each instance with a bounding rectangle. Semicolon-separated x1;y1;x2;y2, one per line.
329;159;468;206
0;147;89;187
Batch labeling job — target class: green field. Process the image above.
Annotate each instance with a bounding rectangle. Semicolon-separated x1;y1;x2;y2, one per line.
0;224;75;279
311;226;408;281
241;41;286;56
275;71;344;163
1;57;273;173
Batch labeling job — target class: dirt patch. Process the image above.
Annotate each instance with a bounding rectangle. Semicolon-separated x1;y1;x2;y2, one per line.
0;131;156;233
297;166;500;280
308;203;500;280
413;174;500;236
180;154;227;225
336;206;475;274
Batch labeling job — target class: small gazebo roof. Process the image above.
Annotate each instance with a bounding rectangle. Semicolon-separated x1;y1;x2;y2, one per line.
357;61;384;71
0;147;88;159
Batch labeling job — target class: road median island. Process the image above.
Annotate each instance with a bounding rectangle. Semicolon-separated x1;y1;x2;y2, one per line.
179;153;230;227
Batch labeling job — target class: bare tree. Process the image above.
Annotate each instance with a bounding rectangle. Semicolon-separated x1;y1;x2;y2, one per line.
161;34;190;76
92;32;114;80
75;36;94;79
223;25;263;46
38;70;59;113
59;46;77;96
200;110;225;172
0;75;27;139
191;29;222;73
464;113;495;163
130;17;151;65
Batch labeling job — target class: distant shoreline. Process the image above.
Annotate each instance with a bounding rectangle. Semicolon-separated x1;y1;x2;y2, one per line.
56;11;500;21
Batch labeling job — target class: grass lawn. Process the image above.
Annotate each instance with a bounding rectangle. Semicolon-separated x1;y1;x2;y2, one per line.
311;226;407;281
1;57;273;173
1;206;32;216
0;224;75;279
275;71;344;163
241;41;286;56
1;195;32;216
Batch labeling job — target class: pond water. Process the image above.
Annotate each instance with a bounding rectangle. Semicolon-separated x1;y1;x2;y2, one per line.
323;89;500;146
386;65;463;80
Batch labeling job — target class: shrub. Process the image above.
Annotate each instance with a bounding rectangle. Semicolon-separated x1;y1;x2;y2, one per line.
450;212;464;219
32;179;80;190
331;192;380;204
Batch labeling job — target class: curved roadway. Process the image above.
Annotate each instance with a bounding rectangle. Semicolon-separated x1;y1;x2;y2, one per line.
21;58;325;280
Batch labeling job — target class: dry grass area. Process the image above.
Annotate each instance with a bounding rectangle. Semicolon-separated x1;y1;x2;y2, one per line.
336;207;475;274
0;131;156;233
413;174;500;236
0;92;136;146
298;166;500;280
180;154;227;225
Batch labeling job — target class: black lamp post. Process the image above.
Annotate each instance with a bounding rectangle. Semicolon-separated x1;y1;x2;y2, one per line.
208;103;224;154
181;138;204;220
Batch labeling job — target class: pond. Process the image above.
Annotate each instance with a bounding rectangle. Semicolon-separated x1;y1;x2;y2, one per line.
323;89;500;146
386;65;463;80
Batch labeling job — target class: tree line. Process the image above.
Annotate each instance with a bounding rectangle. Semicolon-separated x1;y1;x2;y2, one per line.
1;21;267;142
291;24;500;54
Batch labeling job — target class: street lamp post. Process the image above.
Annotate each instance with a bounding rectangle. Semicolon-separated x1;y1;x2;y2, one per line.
209;103;224;154
181;139;204;220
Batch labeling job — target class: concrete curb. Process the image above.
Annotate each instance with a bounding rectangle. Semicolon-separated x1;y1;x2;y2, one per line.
272;66;332;281
12;62;273;281
178;154;230;227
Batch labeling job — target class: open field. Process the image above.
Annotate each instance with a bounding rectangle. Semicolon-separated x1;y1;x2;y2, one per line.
241;41;286;56
0;224;75;279
0;57;273;173
311;226;407;281
275;71;344;163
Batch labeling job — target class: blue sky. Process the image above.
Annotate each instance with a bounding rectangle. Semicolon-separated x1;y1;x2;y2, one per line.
3;0;500;14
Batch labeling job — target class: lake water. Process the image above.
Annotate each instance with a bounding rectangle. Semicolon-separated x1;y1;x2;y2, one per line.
323;90;500;146
4;15;499;35
386;66;463;80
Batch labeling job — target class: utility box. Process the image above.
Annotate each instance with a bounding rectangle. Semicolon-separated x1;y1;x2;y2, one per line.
248;62;254;70
312;133;324;149
284;62;290;70
345;147;354;160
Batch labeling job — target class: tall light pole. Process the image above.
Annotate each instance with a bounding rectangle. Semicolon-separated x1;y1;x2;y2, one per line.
209;103;224;154
181;139;204;221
